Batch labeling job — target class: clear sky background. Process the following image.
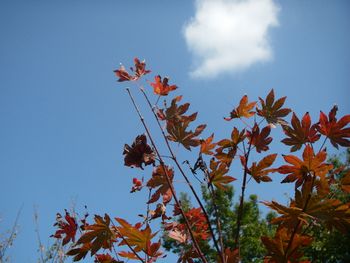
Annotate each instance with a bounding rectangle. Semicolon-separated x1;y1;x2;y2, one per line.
0;0;349;262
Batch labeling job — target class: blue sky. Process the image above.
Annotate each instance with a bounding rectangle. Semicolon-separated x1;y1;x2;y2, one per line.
0;0;349;262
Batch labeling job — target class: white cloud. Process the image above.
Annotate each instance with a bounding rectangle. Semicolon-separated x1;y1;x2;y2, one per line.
184;0;280;78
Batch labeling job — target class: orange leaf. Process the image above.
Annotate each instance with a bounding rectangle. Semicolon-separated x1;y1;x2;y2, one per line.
200;133;216;155
150;75;177;96
225;95;256;120
278;145;333;188
248;154;277;183
209;159;236;190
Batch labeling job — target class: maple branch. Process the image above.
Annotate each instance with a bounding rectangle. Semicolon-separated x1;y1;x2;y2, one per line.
234;141;252;249
284;174;316;260
126;88;208;263
140;87;224;262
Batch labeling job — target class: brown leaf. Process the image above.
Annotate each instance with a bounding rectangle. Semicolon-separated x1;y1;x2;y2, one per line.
167;122;206;150
146;165;174;204
66;243;92;261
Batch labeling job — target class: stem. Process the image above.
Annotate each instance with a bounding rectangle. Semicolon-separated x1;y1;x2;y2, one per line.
234;142;252;248
140;88;224;261
318;137;328;152
126;88;208;263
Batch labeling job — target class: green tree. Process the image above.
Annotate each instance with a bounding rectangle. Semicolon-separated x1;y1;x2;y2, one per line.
163;186;276;263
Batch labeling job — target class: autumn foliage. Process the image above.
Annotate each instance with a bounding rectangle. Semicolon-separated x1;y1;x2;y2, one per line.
52;58;350;263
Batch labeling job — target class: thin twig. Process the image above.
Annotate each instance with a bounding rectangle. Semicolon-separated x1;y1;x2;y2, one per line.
126;88;208;263
318;137;328;153
140;87;223;262
234;141;252;248
33;206;45;263
0;204;23;261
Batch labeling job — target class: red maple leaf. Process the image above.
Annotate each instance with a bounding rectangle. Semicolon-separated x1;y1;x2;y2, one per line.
246;124;272;153
281;112;320;152
150;75;177;96
52;210;78;246
317;105;350;148
278;145;333;188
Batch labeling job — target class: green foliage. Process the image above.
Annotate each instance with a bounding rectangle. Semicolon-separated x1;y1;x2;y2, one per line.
164;186;276;263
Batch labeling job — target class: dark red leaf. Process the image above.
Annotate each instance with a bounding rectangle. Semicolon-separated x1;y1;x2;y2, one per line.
123;134;155;169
